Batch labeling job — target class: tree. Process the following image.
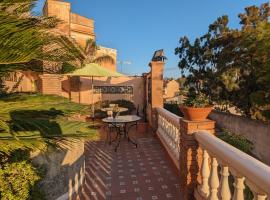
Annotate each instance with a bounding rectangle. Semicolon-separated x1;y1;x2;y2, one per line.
175;3;270;122
0;0;84;76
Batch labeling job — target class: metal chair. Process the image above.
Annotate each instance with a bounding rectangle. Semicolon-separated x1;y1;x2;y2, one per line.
106;110;122;144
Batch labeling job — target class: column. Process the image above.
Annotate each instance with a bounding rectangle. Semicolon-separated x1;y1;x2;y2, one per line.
179;119;215;200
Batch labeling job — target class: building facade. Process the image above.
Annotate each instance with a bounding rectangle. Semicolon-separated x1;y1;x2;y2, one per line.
163;80;180;99
43;0;117;71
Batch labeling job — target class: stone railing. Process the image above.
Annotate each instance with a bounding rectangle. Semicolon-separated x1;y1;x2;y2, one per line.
195;131;270;200
156;107;181;169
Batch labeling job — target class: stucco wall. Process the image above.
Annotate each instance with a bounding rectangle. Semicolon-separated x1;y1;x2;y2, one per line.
96;46;117;72
164;80;179;99
209;110;270;165
43;0;71;35
61;76;145;110
31;139;85;200
3;71;39;93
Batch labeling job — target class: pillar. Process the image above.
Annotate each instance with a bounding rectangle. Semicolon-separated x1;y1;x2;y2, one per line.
40;74;62;96
179;119;215;200
149;61;164;130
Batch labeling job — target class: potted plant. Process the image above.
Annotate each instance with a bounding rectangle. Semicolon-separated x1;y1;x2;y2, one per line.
180;90;213;121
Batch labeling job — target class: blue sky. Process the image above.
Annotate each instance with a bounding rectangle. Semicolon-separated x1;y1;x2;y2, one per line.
34;0;268;78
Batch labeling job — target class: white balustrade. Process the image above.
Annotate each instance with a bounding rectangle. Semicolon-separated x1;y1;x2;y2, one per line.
195;131;270;200
220;165;231;200
209;157;219;200
156;107;181;169
200;149;210;198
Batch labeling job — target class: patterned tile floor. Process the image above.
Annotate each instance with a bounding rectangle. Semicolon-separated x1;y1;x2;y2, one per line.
77;130;181;200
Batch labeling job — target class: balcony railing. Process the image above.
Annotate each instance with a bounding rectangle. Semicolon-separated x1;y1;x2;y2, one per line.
156;107;181;169
195;131;270;200
155;107;270;200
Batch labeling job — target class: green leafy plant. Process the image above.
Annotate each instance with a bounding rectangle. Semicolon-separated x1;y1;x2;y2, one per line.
164;103;183;117
218;129;254;156
183;90;212;108
175;3;270;122
0;161;43;200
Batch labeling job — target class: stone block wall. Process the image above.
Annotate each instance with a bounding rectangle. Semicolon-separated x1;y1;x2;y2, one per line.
31;139;85;200
209;110;270;165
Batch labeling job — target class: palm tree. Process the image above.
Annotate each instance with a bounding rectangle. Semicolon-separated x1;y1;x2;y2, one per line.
0;0;84;76
84;39;115;66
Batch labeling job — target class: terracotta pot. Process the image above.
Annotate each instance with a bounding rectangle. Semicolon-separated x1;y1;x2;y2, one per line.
179;106;213;121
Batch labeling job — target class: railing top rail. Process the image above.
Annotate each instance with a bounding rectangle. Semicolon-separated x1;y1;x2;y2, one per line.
156;107;181;127
195;131;270;194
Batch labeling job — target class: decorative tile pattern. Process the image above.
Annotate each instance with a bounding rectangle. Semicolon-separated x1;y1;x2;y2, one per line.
76;137;181;200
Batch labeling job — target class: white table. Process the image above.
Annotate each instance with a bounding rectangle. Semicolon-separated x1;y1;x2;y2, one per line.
102;115;141;151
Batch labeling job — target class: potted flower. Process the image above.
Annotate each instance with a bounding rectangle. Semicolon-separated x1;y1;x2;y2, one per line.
180;90;213;121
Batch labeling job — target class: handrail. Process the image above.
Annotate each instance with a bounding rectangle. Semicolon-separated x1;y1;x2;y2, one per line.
195;131;270;197
156;107;181;128
156;107;181;169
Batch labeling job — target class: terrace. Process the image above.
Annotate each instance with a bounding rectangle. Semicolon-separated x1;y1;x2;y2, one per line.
70;58;270;200
72;103;270;200
1;54;270;200
1;1;270;199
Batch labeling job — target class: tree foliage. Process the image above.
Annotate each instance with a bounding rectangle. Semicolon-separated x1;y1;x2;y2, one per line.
0;0;84;76
175;3;270;122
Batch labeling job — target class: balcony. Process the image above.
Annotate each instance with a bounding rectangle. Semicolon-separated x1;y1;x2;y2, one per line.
76;128;182;200
75;107;270;200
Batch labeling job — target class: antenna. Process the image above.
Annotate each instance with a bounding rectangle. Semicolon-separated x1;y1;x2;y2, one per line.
117;60;132;73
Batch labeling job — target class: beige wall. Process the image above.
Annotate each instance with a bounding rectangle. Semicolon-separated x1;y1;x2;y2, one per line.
3;71;39;93
96;46;117;72
43;0;117;70
70;13;95;48
61;76;145;109
43;0;71;35
164;80;179;99
43;0;95;48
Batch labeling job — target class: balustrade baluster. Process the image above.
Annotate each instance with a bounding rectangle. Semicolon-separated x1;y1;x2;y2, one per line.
248;184;268;200
209;157;219;200
220;165;231;200
253;194;267;200
232;176;245;200
199;149;210;198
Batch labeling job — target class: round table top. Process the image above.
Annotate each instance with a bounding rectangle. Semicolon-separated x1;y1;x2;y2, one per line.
102;115;141;123
101;107;128;112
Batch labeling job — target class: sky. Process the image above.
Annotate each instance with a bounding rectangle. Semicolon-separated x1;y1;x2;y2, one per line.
34;0;268;78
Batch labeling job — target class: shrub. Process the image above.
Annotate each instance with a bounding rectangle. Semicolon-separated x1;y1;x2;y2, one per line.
184;91;212;108
164;103;183;117
218;129;254;156
0;161;42;200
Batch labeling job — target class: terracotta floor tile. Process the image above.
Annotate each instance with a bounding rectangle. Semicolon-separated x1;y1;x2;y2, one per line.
77;131;182;200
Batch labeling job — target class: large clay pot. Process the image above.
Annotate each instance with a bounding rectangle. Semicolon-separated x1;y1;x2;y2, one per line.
179;106;213;121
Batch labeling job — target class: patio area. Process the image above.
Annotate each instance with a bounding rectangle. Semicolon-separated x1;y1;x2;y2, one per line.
76;127;182;200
